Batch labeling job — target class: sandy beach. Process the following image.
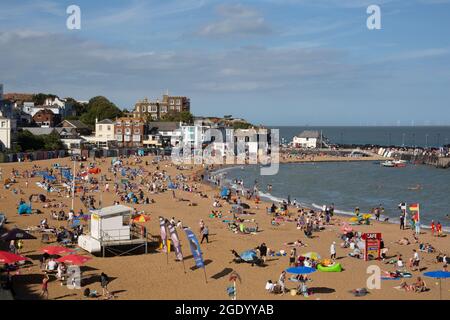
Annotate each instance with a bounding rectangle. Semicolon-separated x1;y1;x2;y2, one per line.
0;155;449;300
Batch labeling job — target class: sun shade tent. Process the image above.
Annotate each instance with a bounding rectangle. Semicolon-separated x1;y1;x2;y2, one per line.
423;271;450;300
0;251;30;264
56;254;91;266
240;250;259;262
41;245;74;255
286;266;316;275
1;228;37;241
18;203;32;215
221;187;229;198
88;168;101;174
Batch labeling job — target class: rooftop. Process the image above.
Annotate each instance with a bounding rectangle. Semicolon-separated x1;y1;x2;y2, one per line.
92;205;133;218
296;130;321;139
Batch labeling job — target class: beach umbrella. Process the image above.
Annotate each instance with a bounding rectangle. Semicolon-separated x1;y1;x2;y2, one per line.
0;251;29;264
423;271;450;300
56;254;91;266
133;215;150;223
302;252;321;261
286;266;316;275
1;228;36;241
40;245;74;256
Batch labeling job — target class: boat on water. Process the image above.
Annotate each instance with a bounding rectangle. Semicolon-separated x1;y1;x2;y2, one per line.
381;160;406;168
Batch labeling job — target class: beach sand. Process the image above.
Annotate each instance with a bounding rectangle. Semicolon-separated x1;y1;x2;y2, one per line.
0;155;448;300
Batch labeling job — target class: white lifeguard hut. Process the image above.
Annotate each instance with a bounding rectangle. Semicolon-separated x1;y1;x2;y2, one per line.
78;205;148;257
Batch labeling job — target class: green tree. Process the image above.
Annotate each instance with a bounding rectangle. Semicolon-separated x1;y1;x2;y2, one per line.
232;121;253;130
42;131;65;150
16;130;44;152
33;93;57;105
65;97;88;118
161;111;194;124
80;96;123;126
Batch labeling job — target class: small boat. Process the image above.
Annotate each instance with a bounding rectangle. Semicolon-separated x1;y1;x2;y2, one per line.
381;161;395;167
0;213;6;229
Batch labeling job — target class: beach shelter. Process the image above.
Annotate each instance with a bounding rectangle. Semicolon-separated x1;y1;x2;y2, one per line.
286;266;316;275
18;203;32;215
423;271;450;300
221;187;229;199
167;182;177;189
41;245;74;256
56;254;91;266
133;215;150;223
43;174;57;182
1;228;36;241
88;168;101;174
0;251;29;264
240;250;259;262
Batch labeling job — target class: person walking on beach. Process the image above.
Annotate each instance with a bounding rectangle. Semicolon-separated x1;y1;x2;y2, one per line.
330;241;337;261
201;225;209;244
40;274;49;299
278;271;286;294
289;248;297;267
400;213;405;230
257;243;268;263
436;221;443;237
411;249;420;271
431;220;436;237
100;272;112;299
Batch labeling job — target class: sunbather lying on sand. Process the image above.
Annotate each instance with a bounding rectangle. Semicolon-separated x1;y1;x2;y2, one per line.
284;240;308;247
396;237;410;245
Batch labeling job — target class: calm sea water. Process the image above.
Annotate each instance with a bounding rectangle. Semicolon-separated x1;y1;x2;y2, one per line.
221;162;450;230
272;126;450;148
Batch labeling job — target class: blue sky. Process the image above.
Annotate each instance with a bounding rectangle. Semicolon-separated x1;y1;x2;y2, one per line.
1;0;450;125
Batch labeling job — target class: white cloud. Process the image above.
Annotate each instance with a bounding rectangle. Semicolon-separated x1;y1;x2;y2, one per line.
198;4;272;37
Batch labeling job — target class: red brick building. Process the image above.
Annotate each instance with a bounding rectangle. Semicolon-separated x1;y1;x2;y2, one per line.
114;116;145;147
32;109;59;127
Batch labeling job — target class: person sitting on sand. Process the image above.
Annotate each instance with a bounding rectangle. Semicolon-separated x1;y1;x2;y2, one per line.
412;277;427;293
396;237;410;245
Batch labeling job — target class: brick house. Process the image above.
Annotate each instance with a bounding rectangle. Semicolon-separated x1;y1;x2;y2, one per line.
114;116;145;147
132;93;190;121
32;109;60;127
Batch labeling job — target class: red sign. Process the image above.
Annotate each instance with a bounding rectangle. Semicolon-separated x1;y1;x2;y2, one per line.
362;233;382;261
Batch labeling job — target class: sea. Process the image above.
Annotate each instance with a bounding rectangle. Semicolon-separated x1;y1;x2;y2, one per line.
271;126;450;148
214;161;450;232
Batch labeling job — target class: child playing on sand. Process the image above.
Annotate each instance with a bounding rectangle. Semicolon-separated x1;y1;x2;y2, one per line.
40;274;49;299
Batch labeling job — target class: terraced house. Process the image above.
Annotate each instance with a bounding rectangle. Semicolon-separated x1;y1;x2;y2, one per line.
114;116;145;148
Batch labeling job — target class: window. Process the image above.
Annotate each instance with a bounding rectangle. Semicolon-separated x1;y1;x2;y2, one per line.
142;106;146;112
98;125;102;131
151;106;157;113
176;99;181;105
116;129;122;134
170;99;175;105
134;129;140;134
125;128;131;135
1;121;5;128
107;125;111;131
160;106;167;113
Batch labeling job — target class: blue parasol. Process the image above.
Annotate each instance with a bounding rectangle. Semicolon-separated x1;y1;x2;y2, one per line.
286;266;316;275
423;271;450;300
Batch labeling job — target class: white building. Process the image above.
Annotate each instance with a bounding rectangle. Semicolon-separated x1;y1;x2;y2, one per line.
82;118;116;149
0;117;16;151
292;130;323;149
